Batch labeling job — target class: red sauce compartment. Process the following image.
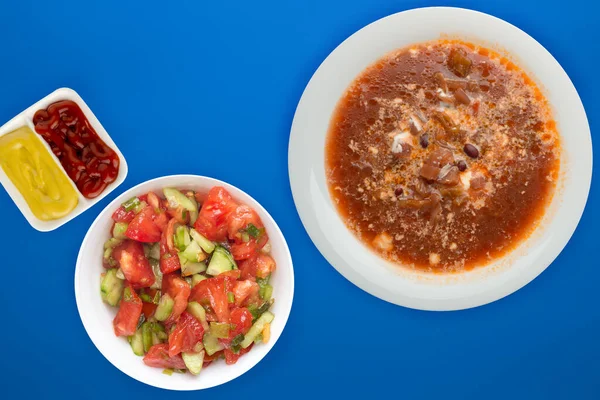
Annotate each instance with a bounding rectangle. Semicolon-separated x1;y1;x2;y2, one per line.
33;100;120;199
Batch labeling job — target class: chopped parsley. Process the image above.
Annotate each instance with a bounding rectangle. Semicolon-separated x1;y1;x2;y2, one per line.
245;223;265;239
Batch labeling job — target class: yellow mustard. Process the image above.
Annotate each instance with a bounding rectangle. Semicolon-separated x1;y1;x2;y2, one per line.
0;126;78;220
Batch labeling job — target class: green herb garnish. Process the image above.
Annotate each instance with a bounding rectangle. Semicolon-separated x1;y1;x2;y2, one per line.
231;333;244;348
245;223;265;239
123;287;133;302
122;196;140;212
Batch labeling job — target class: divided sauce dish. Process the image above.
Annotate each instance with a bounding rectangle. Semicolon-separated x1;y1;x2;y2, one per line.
0;87;127;231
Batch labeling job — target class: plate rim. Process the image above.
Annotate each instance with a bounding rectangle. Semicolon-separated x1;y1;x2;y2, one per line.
288;6;593;311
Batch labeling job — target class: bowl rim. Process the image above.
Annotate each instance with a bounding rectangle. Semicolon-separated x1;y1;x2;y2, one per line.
74;174;294;390
288;6;592;311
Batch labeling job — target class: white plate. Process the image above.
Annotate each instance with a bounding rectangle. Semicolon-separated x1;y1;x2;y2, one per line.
288;7;592;311
75;175;294;390
0;87;128;231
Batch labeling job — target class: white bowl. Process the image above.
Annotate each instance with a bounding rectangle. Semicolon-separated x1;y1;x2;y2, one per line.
288;7;592;311
75;175;294;390
0;87;128;231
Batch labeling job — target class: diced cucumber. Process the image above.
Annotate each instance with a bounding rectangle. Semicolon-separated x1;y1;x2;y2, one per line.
164;188;199;223
206;246;235;276
181;261;207;277
133;200;147;214
187;302;209;331
182;351;205;375
180;240;206;263
142;322;153;353
189;228;216;254
148;243;160;260
248;300;273;321
230;333;244;348
112;222;129;239
122;196;140;211
143;244;151;258
227;292;235;303
155;294;174;322
150;258;162;290
203;332;225;356
257;276;273;301
260;284;273;301
139;289;160;304
174;225;191;252
188;196;199;224
100;269;124;306
193;342;204;353
115;269;125;280
104;237;123;250
103;247;117;267
191;274;207;287
129;328;145;356
152;322;166;333
209;322;230;339
157;330;168;341
151;332;162;346
103;238;122;267
241;311;274;348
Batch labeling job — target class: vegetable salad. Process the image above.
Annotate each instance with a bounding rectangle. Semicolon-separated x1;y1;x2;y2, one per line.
100;186;276;375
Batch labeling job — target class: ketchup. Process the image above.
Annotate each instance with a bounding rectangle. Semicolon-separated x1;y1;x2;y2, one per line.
33;100;120;199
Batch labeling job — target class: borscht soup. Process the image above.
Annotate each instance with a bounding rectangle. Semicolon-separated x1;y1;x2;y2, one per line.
326;40;560;273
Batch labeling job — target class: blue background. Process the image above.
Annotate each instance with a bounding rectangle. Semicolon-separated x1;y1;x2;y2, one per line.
0;0;597;398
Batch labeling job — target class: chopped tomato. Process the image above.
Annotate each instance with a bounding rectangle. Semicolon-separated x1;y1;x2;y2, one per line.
226;205;263;239
232;280;260;307
153;211;169;232
140;289;158;319
239;253;276;280
219;269;242;280
113;241;155;288
190;277;230;323
167;205;190;224
146;192;160;210
164;218;177;253
159;219;181;274
230;239;266;261
224;344;253;365
194;187;238;242
143;344;187;369
113;285;142;337
160;253;181;275
168;311;205;357
142;302;157;319
162;274;191;324
227;204;268;260
125;206;162;242
255;253;276;278
238;258;256;280
111;206;135;223
228;307;252;339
